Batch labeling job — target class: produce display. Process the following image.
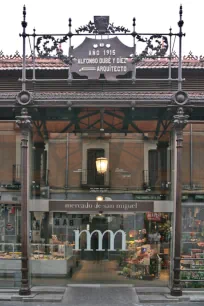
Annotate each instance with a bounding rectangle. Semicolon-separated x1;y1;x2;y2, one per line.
181;206;204;288
0;251;21;259
117;235;165;280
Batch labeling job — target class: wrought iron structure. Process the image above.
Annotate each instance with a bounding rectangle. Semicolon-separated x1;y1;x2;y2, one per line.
17;5;185;87
14;4;193;296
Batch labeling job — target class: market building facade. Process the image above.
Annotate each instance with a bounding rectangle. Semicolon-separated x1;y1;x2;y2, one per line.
0;5;203;295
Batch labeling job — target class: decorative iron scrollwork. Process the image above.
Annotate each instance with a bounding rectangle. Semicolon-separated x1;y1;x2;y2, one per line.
56;49;75;65
130;35;168;64
76;21;130;34
36;34;69;57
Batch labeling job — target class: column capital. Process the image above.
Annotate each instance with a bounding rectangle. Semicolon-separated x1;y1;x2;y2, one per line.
16;108;32;132
173;107;189;131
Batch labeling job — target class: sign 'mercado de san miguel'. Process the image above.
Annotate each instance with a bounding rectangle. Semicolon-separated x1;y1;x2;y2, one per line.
71;37;134;80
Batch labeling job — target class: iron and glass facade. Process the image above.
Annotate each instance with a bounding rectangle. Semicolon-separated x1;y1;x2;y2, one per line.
0;5;203;294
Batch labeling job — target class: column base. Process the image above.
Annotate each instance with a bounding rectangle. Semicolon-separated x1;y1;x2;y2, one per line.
19;287;31;296
170;286;182;296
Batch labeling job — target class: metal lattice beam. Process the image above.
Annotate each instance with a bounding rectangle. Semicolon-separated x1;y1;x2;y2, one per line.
130;122;143;133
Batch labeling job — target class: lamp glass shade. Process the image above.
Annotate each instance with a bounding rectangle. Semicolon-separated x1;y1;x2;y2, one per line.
96;157;108;174
96;196;103;201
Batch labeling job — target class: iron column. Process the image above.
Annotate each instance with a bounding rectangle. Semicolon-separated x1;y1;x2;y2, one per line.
16;108;32;296
171;107;189;296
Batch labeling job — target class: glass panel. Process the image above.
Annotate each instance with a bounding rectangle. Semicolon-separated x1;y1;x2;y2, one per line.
30;212;171;286
0;206;21;288
181;205;204;288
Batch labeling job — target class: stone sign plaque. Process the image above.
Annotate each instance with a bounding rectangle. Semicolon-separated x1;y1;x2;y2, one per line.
71;37;134;80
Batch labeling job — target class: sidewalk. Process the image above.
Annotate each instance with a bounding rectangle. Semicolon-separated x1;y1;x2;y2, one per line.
0;285;203;303
0;287;65;302
136;287;204;303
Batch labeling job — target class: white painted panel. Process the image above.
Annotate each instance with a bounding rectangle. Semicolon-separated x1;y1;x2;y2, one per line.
154;201;173;212
29;200;49;212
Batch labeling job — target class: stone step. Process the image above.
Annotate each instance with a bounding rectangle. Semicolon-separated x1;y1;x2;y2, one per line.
0;289;18;293
135;287;170;294
23;294;63;302
11;293;63;302
31;286;65;293
138;294;179;303
165;294;189;301
0;294;12;301
11;294;36;301
183;290;204;295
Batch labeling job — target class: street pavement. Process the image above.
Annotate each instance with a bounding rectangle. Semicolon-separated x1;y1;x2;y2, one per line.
0;302;204;306
0;286;204;305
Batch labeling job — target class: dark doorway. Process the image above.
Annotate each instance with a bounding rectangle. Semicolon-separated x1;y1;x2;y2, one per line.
148;150;158;188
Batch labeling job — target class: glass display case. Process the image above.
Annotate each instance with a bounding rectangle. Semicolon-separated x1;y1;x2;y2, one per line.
0;243;21;259
30;242;74;260
0;242;77;277
181;205;204;288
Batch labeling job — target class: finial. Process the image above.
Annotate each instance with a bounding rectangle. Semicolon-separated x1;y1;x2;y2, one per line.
23;5;26;21
133;17;136;27
179;4;183;16
22;5;27;29
178;4;184;29
69;18;72;27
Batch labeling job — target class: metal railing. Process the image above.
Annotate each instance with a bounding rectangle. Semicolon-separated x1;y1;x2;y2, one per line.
143;170;169;190
81;169;111;187
12;164;21;184
13;164;49;186
40;169;49;186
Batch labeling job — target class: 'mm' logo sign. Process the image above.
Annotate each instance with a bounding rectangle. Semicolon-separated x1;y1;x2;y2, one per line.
74;230;127;251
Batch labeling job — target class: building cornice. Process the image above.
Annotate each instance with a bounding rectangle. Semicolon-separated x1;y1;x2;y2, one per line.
0;91;204;107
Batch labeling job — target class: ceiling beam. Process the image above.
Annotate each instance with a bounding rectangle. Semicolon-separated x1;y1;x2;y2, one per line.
130;122;143;133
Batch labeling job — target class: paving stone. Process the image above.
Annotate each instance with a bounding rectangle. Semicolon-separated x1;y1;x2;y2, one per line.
68;284;133;288
63;287;139;306
190;295;204;302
